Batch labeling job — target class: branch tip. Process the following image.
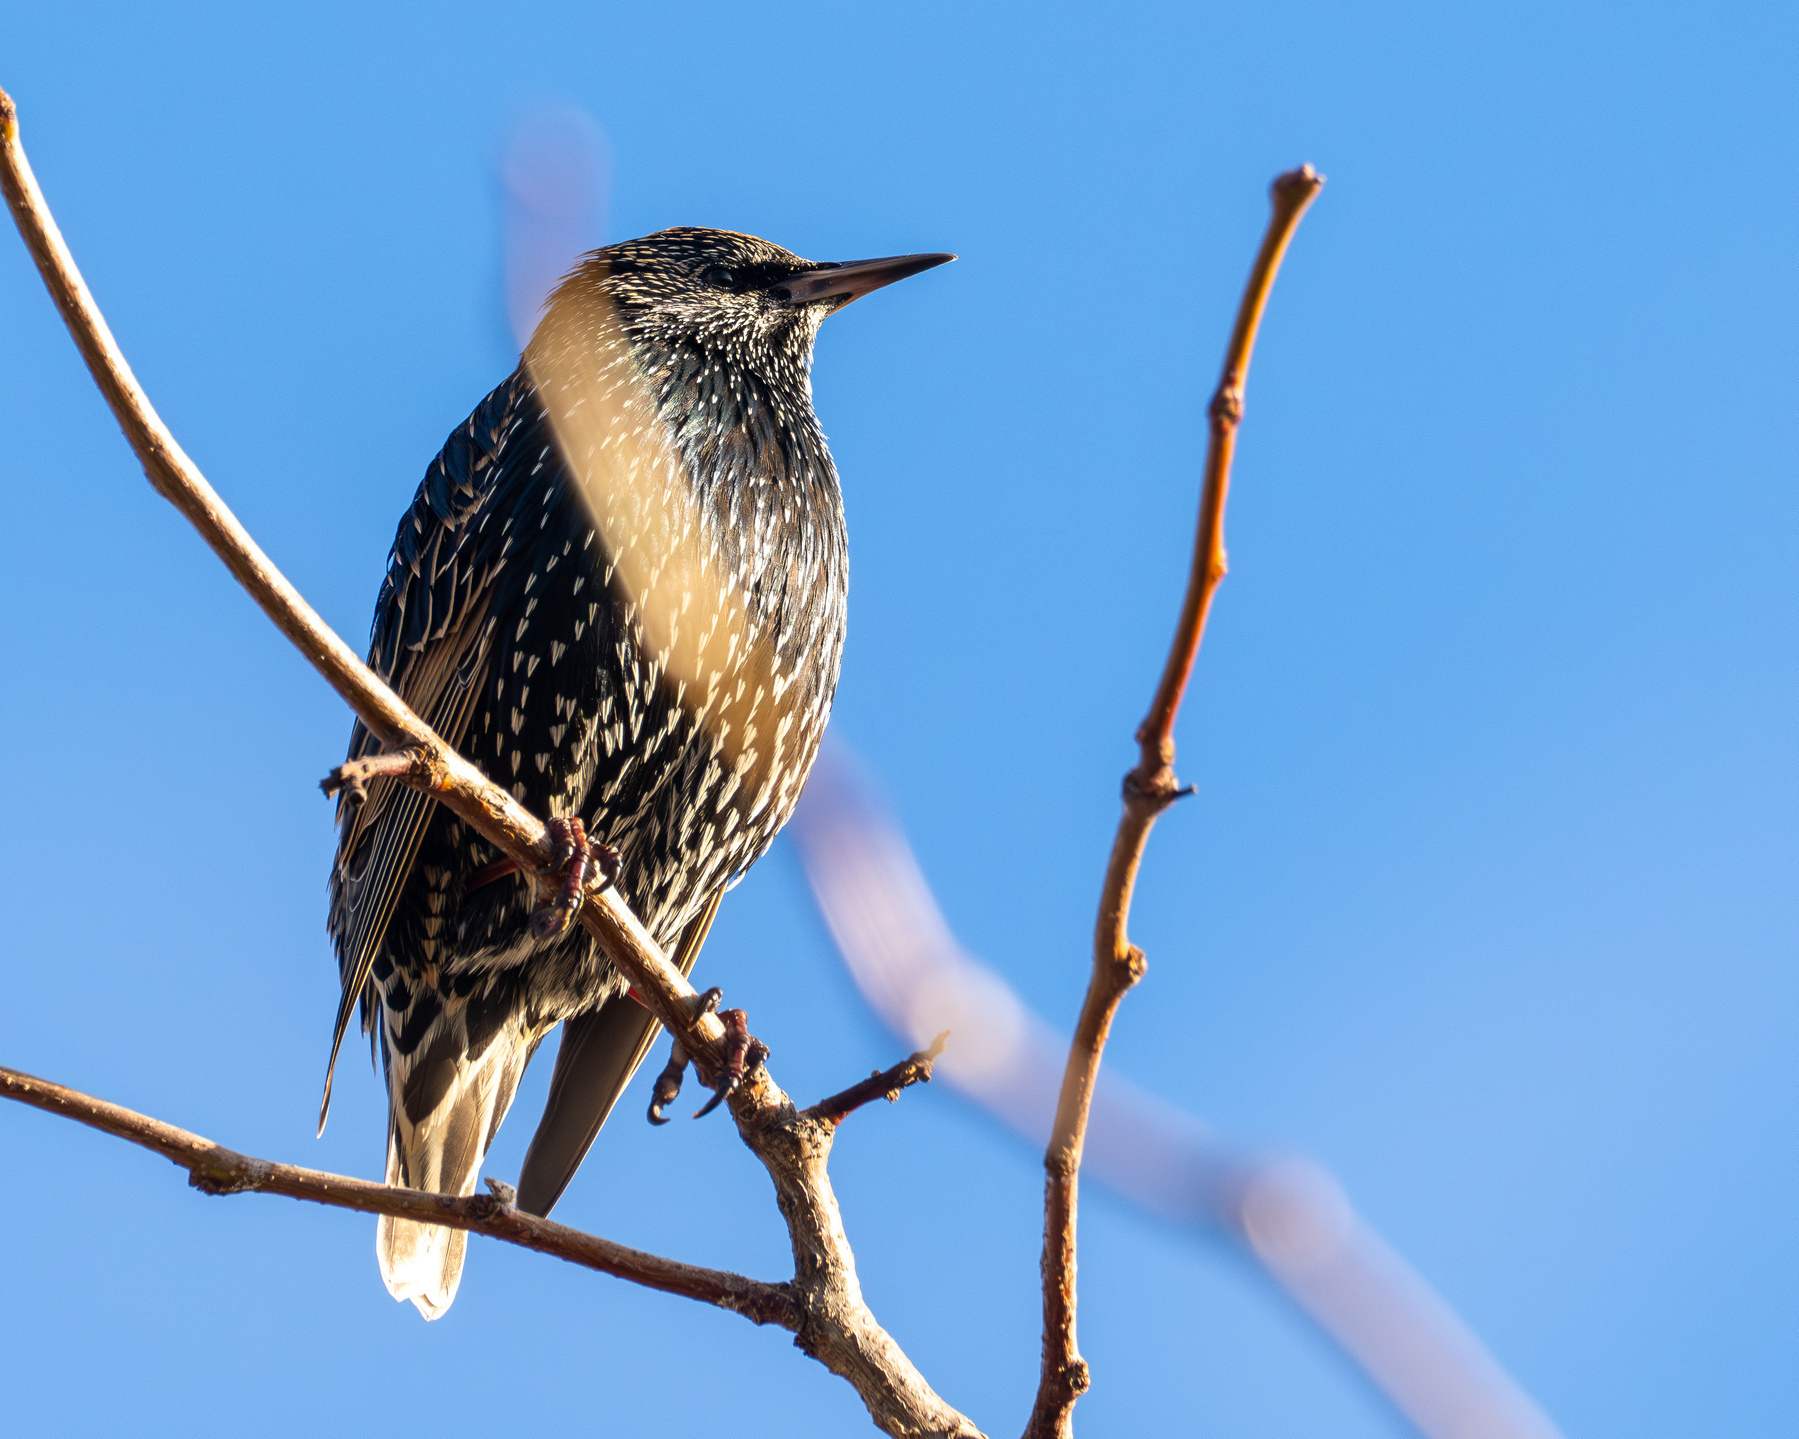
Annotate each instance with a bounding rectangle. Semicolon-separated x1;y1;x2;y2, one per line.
1272;163;1326;207
807;1032;949;1127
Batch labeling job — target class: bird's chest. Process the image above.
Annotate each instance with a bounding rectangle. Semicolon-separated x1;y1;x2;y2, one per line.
472;462;844;909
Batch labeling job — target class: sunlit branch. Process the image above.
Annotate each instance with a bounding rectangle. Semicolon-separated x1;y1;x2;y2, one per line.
0;84;724;1080
1022;165;1324;1439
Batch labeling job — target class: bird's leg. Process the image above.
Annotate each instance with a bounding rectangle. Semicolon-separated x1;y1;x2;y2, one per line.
464;855;521;894
528;819;622;939
647;987;721;1124
319;747;431;806
643;987;766;1121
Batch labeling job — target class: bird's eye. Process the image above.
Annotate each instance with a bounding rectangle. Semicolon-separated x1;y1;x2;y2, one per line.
701;266;738;290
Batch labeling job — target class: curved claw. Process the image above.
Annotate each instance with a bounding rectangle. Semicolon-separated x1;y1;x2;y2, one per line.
646;988;725;1125
691;1008;757;1120
692;1075;736;1120
647;1039;688;1126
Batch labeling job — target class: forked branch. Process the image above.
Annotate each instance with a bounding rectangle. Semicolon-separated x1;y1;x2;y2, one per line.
0;1047;976;1437
1023;166;1324;1439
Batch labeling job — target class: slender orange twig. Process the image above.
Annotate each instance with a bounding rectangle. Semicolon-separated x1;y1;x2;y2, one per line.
1023;165;1323;1439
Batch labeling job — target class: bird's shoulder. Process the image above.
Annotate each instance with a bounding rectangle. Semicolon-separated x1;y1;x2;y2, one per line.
368;369;551;689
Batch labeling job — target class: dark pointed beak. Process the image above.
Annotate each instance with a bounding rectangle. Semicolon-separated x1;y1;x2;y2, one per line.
772;252;956;310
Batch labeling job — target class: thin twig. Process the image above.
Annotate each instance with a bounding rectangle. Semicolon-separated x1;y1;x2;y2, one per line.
807;1033;949;1127
0;84;723;1077
0;88;982;1439
1022;165;1324;1439
0;1065;794;1325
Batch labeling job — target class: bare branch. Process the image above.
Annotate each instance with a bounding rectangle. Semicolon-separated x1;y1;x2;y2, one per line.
4;1053;985;1436
0;88;982;1439
319;748;434;805
808;1033;949;1128
0;1064;794;1324
0;83;724;1077
723;1061;985;1438
1023;165;1325;1439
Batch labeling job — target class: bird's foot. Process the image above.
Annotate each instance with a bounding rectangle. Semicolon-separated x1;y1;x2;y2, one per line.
645;988;767;1122
646;1038;689;1126
693;1003;764;1119
528;818;621;939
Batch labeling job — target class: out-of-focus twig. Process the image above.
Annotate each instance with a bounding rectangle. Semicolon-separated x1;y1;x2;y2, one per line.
503;105;608;349
1021;165;1325;1439
792;741;1564;1439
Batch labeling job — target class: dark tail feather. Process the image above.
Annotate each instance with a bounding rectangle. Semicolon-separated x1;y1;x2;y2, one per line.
515;887;722;1216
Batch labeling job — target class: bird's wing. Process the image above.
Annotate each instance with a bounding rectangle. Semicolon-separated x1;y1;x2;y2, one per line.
514;884;724;1216
322;372;539;1125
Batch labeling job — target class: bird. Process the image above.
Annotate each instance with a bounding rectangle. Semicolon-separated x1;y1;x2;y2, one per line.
324;227;952;1318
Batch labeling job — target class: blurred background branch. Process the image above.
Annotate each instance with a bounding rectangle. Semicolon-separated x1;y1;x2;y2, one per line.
791;742;1562;1439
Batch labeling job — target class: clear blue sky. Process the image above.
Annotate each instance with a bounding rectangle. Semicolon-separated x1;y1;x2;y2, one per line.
2;2;1795;1435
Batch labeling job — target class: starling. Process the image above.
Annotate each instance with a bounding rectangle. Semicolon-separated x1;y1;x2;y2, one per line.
325;228;951;1318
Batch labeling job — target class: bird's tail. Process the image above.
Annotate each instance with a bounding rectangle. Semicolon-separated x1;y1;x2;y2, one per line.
378;1019;535;1320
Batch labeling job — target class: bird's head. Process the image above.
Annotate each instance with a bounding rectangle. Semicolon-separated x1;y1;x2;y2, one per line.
539;227;953;387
